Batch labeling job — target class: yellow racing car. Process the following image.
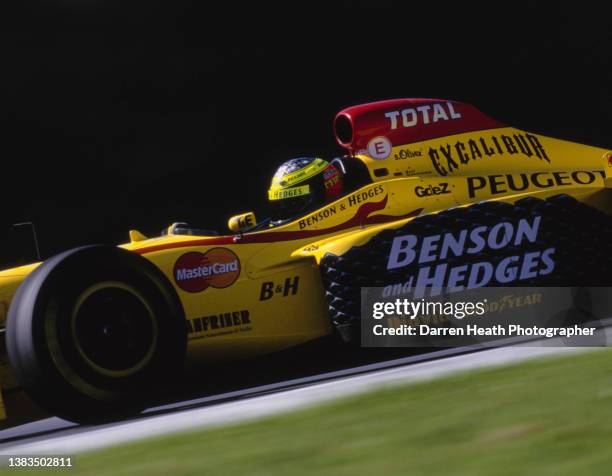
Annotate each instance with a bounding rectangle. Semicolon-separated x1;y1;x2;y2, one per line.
1;97;611;424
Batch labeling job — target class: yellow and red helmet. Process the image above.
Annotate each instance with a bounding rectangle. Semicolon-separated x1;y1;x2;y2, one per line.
268;157;343;223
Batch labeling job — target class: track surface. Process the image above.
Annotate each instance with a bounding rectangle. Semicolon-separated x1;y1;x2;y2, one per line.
0;327;609;456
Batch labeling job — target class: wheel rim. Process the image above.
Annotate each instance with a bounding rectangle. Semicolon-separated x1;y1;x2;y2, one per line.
70;281;158;378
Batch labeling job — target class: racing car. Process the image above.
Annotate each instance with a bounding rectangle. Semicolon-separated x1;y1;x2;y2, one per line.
1;97;611;424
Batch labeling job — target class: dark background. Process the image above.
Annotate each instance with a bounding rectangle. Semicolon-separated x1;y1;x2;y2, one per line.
1;1;611;268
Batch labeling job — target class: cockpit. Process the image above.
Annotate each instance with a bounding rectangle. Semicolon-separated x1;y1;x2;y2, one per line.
161;156;373;237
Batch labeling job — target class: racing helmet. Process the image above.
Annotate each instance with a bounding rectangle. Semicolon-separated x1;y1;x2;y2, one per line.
268;157;344;223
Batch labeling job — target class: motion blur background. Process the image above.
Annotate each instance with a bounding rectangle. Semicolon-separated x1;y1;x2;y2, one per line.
2;1;611;267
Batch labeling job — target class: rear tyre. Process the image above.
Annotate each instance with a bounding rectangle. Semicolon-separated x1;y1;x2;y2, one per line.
6;245;187;424
320;194;612;344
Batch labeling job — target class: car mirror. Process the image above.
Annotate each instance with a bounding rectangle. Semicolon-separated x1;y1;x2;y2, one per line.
228;212;257;233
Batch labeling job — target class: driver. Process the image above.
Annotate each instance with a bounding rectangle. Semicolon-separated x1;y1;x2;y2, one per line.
268;157;344;224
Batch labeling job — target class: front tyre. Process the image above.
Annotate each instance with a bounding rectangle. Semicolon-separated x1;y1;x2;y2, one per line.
6;246;187;424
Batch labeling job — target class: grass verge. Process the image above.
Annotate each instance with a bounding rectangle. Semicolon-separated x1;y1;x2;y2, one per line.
8;349;612;475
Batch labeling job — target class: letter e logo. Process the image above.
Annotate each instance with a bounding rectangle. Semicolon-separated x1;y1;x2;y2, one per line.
367;136;392;160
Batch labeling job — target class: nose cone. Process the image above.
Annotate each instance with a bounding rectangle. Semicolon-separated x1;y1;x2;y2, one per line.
0;275;21;329
0;263;40;329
